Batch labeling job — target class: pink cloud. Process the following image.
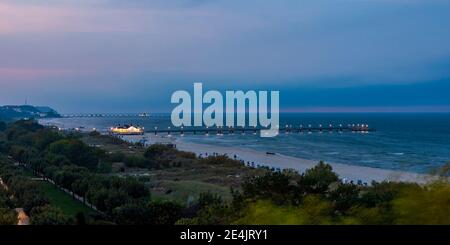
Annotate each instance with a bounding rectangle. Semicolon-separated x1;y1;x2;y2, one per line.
0;2;144;33
0;67;75;80
0;2;261;36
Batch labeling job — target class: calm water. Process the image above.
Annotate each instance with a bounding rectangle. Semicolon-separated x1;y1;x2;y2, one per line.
40;113;450;173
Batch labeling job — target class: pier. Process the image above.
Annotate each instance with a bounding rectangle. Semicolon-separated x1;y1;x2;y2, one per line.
147;124;374;135
61;113;153;118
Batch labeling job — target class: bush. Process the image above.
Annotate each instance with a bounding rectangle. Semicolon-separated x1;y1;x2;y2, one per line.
392;181;450;224
144;144;175;159
234;197;334;225
147;201;183;225
107;152;125;163
124;155;148;168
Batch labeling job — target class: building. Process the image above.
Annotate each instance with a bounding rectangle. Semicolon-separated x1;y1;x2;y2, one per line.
110;125;144;135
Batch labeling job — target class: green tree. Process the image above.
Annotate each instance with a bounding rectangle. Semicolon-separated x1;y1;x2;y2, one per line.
297;161;339;195
329;183;360;214
8;145;31;163
47;139;100;169
43;153;71;167
53;165;87;190
112;177;149;199
242;171;294;205
0;208;17;225
113;204;150;225
30;205;72;225
32;130;63;151
104;190;130;214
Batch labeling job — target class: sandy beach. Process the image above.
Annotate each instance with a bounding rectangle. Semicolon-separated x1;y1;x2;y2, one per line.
176;140;431;184
124;133;432;184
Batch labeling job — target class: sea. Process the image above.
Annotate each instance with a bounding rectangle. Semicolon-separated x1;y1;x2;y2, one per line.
40;113;450;174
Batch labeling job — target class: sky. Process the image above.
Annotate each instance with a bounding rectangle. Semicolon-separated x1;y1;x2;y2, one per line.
0;0;450;113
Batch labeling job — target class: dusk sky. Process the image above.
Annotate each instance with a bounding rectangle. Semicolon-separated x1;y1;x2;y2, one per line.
1;0;450;113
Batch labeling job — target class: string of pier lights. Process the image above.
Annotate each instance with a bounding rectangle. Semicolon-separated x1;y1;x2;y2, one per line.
308;123;367;134
152;123;370;137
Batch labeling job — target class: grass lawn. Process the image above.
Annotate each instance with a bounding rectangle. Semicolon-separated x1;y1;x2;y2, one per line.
18;166;95;217
20;169;36;177
38;181;94;217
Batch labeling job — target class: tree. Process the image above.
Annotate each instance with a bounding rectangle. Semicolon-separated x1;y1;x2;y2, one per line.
329;183;360;213
87;188;130;214
359;181;416;208
104;190;130;214
21;191;50;215
53;166;85;190
6;120;43;141
198;192;223;208
8;145;31;163
12;120;44;132
0;208;17;225
297;161;339;195
43;153;71;167
7;177;49;214
0;191;13;208
87;188;110;212
47;139;100;169
242;171;294;205
71;178;89;200
30;205;72;225
111;177;149;199
113;204;150;225
32;129;63;151
189;193;230;225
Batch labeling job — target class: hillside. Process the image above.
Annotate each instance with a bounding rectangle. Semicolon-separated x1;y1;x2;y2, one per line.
0;105;60;121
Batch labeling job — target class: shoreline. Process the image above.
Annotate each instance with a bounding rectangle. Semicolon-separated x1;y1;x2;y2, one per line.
36;116;435;185
176;139;431;184
125;133;432;184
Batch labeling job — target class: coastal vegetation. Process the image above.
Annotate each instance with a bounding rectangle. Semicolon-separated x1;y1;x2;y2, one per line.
0;105;60;121
0;119;449;225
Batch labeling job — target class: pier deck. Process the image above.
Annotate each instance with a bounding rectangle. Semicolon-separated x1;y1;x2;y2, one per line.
146;125;375;135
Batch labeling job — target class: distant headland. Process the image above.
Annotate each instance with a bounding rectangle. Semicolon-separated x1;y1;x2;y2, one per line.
0;105;60;121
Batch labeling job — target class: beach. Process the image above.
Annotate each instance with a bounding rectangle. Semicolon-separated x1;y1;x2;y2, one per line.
176;139;431;184
39;113;450;174
125;133;432;184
